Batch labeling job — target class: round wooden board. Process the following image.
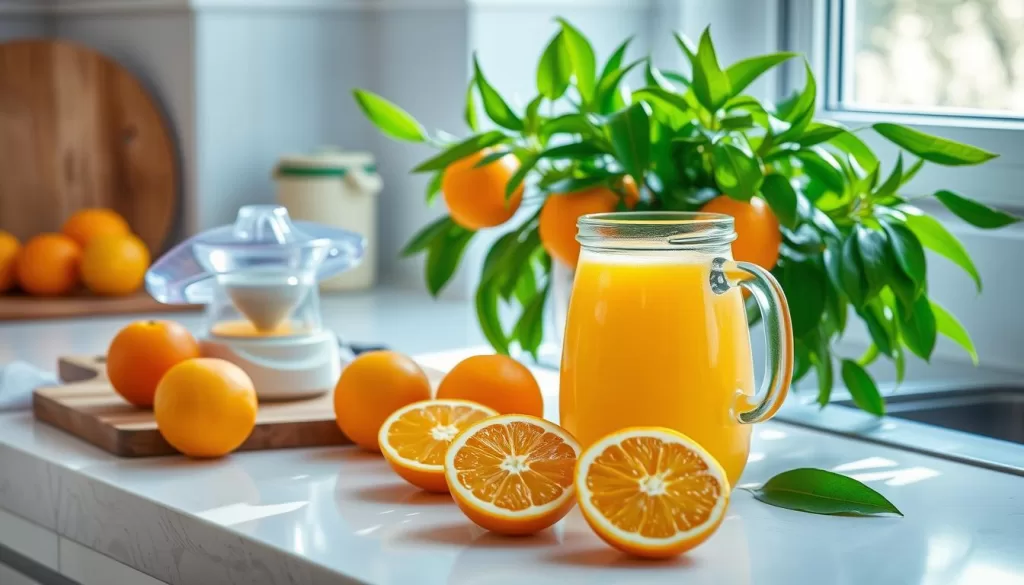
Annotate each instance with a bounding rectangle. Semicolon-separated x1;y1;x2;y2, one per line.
0;39;178;253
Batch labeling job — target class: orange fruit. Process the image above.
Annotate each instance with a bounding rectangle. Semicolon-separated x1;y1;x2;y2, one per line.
154;358;258;458
106;320;200;407
15;233;82;295
575;427;730;559
61;208;131;248
445;414;580;535
80;234;151;296
701;195;781;269
442;149;523;230
0;231;20;293
333;350;433;452
378;399;498;492
539;178;639;269
435;354;543;417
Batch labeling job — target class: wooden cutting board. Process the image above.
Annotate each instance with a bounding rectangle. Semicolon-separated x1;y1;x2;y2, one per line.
0;39;178;254
33;356;446;457
0;292;200;321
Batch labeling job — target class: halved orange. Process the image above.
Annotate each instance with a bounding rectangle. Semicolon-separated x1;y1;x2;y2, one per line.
378;399;498;492
575;427;731;558
444;414;580;535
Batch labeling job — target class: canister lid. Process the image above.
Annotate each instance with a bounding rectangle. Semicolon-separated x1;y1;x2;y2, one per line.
275;149;377;177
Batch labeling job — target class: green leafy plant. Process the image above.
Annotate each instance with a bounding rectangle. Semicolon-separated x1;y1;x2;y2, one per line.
355;21;1018;415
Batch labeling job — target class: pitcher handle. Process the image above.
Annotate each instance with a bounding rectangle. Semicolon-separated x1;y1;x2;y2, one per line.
709;258;794;424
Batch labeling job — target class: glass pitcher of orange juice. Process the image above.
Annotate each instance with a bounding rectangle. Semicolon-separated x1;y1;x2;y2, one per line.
560;212;793;485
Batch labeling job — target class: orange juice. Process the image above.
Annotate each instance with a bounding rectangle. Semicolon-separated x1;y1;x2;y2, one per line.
560;251;756;485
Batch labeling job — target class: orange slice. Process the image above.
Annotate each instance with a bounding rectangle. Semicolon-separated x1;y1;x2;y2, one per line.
378;399;498;492
575;427;731;558
445;414;580;535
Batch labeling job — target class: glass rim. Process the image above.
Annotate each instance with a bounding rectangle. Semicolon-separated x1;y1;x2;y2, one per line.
576;211;736;251
577;211;734;227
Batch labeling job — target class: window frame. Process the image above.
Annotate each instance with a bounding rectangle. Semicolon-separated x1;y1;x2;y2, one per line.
781;0;1024;210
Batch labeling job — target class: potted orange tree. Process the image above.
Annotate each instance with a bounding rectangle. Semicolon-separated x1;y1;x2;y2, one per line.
355;21;1017;415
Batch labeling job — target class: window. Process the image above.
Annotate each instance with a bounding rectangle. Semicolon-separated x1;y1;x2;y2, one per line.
779;0;1024;207
839;0;1024;118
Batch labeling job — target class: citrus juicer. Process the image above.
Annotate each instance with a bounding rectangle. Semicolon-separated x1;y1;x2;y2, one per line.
145;205;365;400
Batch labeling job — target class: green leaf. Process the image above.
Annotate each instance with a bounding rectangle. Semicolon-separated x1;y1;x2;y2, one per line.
475;282;509;354
794;148;845;194
425;172;443;205
353;89;427;143
773;61;815;143
536;142;606;159
777;261;826;336
902;157;924;186
841;360;885;416
814;340;834;407
505;155;538;199
513;261;537;306
898;294;937;361
473;56;524;131
606;102;650;188
401;215;453;257
512;284;549;358
632;87;690;117
873;153;903;199
840;235;866;307
720;112;754;130
796;121;845;147
595;58;644;114
933;190;1019;229
760;174;798;229
902;212;981;291
828;130;879;176
858;305;894;357
540;113;599;139
557;18;597;101
537;31;572;100
713;143;763;201
931;300;978;365
412;131;507;173
856;226;890;299
690;27;732;112
598;36;633;88
541;175;611;195
524;95;544;135
726;52;797;96
674;32;697;66
464;79;479;132
894;345;906;384
873;123;998;166
425;225;474;296
480;230;520;285
474;148;512;168
645;60;674;91
749;468;901;516
880;218;926;286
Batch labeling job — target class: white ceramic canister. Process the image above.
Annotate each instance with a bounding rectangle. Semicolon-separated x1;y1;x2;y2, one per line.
274;151;382;291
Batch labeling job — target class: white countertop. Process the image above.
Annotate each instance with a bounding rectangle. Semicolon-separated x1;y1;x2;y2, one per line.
1;288;1022;585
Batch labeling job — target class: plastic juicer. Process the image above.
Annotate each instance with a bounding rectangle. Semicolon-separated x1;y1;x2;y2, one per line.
145;205;365;400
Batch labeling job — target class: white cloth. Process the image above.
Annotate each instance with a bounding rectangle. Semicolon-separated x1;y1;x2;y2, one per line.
0;362;56;411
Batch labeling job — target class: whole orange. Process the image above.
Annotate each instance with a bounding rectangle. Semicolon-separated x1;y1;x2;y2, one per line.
16;233;82;296
81;234;151;296
0;231;20;292
61;208;131;248
701;195;781;269
333;351;432;451
106;320;200;407
442;149;524;230
539;178;639;269
435;354;543;417
154;358;258;458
